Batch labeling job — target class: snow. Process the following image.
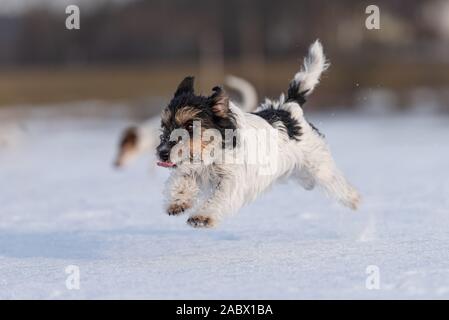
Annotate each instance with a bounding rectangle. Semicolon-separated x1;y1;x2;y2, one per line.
1;110;449;299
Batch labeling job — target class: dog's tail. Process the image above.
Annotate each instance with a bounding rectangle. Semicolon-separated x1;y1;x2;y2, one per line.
286;40;329;105
225;75;258;112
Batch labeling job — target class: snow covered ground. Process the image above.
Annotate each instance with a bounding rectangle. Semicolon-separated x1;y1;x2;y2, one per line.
0;108;448;299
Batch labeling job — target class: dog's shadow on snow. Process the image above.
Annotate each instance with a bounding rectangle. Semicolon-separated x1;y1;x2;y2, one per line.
0;228;241;260
0;232;104;260
102;226;242;241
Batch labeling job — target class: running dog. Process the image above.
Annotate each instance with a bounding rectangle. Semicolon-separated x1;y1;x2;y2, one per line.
156;40;360;228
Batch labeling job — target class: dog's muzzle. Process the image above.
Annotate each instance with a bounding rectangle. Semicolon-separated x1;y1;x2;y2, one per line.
156;143;176;168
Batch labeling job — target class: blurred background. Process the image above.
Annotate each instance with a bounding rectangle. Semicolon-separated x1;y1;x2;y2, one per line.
2;1;449;299
1;0;449;118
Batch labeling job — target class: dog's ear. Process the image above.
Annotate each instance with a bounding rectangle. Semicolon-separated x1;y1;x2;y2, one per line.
209;86;230;118
174;76;195;97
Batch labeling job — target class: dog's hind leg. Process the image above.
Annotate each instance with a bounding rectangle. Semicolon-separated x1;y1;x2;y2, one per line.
300;138;361;210
315;163;360;210
294;167;316;191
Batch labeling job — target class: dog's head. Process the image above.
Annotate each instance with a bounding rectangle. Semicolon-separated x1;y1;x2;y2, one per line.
156;76;236;167
114;126;139;168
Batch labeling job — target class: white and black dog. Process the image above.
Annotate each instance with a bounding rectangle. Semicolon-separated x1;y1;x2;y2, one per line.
156;40;360;228
114;76;258;168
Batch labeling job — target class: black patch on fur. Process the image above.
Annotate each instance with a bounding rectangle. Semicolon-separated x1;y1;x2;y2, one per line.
174;76;195;97
286;81;308;105
160;77;237;150
286;81;325;138
253;107;302;141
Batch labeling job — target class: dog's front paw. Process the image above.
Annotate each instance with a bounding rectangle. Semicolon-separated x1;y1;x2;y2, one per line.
167;201;191;216
187;215;216;228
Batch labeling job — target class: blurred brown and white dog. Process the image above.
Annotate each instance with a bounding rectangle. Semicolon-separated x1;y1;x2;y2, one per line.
156;40;361;228
113;75;258;168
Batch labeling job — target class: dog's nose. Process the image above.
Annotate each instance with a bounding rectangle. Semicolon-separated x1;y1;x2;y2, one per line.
159;149;170;162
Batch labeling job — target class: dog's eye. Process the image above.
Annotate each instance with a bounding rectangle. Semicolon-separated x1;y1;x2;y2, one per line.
160;133;169;142
185;123;193;132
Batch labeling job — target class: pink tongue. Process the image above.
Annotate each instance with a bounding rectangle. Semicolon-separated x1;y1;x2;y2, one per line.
157;161;176;168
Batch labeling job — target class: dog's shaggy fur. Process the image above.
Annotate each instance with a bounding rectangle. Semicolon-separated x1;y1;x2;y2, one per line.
156;40;361;228
114;76;258;169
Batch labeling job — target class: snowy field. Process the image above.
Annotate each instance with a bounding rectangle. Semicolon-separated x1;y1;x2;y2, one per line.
0;107;448;299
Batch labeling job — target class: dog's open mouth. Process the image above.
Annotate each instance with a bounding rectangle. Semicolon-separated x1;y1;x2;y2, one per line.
157;161;176;168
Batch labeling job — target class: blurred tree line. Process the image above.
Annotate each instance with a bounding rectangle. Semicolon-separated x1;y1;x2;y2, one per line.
1;0;449;111
0;0;448;66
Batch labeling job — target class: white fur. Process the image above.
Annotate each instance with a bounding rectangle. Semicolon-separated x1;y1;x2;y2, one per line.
225;75;258;112
136;117;160;153
293;40;330;95
165;41;360;228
